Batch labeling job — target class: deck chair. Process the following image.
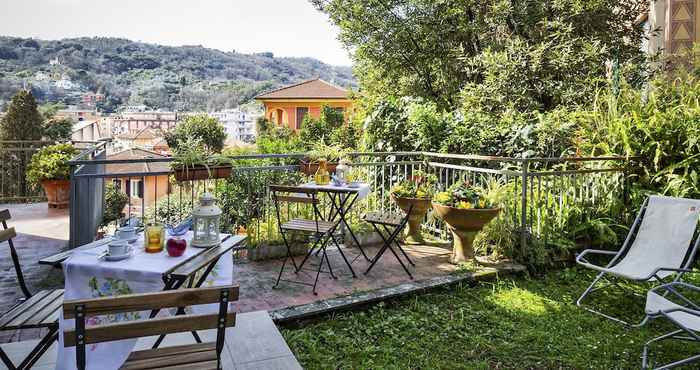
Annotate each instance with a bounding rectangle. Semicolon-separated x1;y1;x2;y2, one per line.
0;210;63;370
576;195;700;326
270;185;356;295
63;285;238;370
362;207;415;279
642;282;700;369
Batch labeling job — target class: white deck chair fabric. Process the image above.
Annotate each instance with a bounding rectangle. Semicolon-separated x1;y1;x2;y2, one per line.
579;195;700;280
646;290;700;331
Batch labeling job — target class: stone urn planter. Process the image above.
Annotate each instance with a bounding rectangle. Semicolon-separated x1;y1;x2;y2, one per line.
393;196;432;244
432;203;501;264
41;179;70;209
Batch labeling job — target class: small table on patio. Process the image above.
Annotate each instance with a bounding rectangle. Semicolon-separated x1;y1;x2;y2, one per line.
54;231;246;370
296;182;372;272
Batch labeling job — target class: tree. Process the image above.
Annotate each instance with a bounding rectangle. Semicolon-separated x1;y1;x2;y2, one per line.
43;118;73;142
0;90;44;141
165;114;227;153
312;0;647;111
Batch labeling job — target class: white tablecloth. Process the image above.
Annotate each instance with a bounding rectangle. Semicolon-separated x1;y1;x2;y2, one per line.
300;182;371;201
56;232;233;370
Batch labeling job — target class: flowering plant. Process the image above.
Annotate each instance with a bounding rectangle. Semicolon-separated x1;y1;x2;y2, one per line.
390;170;437;199
433;180;494;209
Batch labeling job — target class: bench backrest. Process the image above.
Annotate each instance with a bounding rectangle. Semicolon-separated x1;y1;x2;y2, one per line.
63;285;239;370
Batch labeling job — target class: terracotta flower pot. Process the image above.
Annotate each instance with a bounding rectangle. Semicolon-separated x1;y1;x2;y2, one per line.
174;166;232;182
392;196;432;244
40;179;71;209
431;203;501;264
299;160;338;176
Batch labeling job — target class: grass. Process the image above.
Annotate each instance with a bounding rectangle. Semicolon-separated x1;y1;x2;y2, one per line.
282;268;700;369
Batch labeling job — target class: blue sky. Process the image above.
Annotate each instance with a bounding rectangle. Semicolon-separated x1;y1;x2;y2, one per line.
0;0;352;66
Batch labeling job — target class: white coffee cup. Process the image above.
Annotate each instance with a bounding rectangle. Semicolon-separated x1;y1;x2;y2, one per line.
108;240;129;256
116;226;136;241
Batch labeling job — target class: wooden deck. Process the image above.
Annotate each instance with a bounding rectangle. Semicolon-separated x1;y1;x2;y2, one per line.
0;311;300;370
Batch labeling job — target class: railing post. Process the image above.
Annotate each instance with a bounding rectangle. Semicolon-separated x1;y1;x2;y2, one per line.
520;159;529;260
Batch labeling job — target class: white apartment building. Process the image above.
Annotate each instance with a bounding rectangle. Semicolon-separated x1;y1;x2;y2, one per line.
209;109;260;143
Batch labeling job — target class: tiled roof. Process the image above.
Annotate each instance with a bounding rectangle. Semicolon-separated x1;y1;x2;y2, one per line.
106;148;170;175
255;78;349;100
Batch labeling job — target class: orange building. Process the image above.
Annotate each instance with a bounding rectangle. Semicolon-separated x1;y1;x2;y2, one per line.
255;78;352;131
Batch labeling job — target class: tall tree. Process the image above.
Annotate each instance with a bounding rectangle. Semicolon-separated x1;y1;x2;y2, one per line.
0;90;44;141
312;0;647;111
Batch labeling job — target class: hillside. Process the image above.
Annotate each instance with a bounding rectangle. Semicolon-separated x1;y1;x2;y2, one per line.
0;36;355;112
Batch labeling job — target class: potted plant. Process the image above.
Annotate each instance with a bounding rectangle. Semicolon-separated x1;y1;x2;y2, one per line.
390;170;437;244
26;143;80;208
432;180;501;264
171;139;233;181
300;141;347;176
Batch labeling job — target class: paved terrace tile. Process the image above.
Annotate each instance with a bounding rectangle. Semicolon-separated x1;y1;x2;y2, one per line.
230;242;462;314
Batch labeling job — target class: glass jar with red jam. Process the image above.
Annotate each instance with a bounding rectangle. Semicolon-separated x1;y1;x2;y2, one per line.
166;231;187;257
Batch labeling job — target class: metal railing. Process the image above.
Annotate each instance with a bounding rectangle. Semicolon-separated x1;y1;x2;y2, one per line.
68;147;635;260
0;141;55;203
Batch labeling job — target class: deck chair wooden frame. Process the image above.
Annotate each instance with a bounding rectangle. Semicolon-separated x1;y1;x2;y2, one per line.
576;196;700;326
270;185;356;295
362;206;416;279
63;285;238;370
0;210;63;370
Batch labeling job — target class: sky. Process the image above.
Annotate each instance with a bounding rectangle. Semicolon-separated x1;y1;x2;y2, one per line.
0;0;353;66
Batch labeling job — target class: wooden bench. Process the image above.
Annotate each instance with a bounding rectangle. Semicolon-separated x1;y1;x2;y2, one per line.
63;285;239;370
0;210;63;370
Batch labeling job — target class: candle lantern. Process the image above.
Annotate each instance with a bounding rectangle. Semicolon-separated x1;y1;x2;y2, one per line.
335;159;351;184
192;193;222;248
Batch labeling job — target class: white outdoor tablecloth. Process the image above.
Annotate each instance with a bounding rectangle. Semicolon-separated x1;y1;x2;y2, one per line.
56;232;233;370
300;182;371;200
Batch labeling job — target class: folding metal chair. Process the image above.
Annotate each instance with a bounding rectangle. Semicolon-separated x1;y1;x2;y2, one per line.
270;185;356;295
362;206;415;279
642;282;700;369
0;210;63;370
576;195;700;326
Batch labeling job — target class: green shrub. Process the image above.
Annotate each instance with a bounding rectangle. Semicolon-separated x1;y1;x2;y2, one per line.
101;183;129;227
26;143;79;185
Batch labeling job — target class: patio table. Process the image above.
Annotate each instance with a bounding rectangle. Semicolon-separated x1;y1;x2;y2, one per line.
55;231;246;370
296;182;372;271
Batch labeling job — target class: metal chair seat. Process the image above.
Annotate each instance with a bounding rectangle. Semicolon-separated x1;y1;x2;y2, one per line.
0;289;64;330
363;212;404;227
280;218;336;234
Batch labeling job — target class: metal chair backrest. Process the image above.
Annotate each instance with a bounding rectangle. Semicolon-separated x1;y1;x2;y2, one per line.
0;209;32;299
270;185;325;233
63;285;239;370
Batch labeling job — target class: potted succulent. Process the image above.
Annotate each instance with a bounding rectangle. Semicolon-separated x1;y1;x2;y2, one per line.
432;180;501;264
26;143;80;208
390;170;437;244
171;139;233;181
300;141;347;176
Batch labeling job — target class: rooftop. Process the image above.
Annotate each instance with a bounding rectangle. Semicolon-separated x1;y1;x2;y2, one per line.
255;78;349;100
105;147;170;174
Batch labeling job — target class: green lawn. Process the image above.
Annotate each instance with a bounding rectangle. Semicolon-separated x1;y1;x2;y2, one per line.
282;268;699;369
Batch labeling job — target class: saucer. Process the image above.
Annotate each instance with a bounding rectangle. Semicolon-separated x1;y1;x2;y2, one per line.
104;247;134;262
114;236;138;244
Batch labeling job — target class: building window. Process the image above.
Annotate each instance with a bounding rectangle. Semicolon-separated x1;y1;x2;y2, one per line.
296;107;308;130
129;179;143;199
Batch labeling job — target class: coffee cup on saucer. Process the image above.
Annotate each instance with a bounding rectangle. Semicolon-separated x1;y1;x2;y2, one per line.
108;240;129;256
116;226;136;241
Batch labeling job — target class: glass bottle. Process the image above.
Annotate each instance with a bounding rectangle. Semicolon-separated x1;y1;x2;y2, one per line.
314;158;331;185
